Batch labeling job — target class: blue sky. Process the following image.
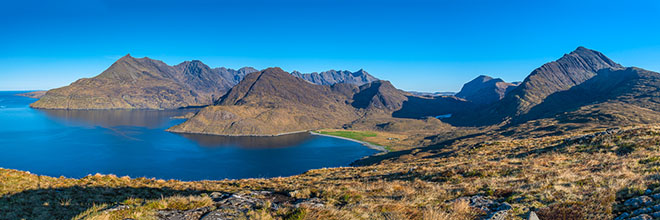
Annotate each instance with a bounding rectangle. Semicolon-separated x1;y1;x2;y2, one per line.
1;0;659;92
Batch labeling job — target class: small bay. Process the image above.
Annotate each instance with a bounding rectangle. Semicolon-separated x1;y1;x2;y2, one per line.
0;91;377;181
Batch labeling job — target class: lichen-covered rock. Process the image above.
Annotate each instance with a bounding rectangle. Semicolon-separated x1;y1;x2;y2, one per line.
452;195;512;220
651;211;660;218
624;196;654;208
157;190;322;220
631;207;653;216
652;204;660;211
651;193;660;200
157;207;212;220
295;197;325;208
615;212;630;220
628;214;653;220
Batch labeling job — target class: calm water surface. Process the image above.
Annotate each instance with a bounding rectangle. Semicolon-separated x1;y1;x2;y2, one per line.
0;91;377;180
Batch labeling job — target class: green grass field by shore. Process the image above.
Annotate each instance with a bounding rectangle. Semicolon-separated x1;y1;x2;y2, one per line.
315;130;393;151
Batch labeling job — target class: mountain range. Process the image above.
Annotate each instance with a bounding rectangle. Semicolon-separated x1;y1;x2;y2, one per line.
290;69;378;86
31;55;259;109
168;68;467;135
448;46;629;126
27;46;660;136
30;55;377;110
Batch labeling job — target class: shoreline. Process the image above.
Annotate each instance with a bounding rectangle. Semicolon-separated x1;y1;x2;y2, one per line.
309;132;388;152
169;129;389;152
166;129;311;137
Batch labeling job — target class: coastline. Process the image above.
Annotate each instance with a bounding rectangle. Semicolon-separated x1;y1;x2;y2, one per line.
168;129;389;152
166;129;311;137
310;131;388;152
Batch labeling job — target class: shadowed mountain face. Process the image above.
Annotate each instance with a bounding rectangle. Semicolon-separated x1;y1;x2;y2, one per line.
351;81;474;119
448;47;624;126
518;67;660;125
31;55;257;110
290;69;378;85
351;81;407;111
497;47;623;115
455;75;519;106
169;68;465;135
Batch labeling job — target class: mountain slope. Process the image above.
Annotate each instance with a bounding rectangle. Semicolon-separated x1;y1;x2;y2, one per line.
520;67;660;125
350;80;474;119
449;47;623;125
497;47;622;115
168;68;363;135
291;69;378;85
455;75;519;105
169;68;464;135
31;55;257;109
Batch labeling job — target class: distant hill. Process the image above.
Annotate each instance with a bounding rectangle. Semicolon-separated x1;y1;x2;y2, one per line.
290;69;378;85
15;91;47;99
31;55;258;109
169;68;468;135
449;46;624;125
407;91;456;97
455;75;519;105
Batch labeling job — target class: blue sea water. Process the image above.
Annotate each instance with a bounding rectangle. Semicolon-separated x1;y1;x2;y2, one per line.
0;91;377;181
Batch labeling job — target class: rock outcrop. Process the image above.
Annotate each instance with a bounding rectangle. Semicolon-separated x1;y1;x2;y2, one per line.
614;188;660;220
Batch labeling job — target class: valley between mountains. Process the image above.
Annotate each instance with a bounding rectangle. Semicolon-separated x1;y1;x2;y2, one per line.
6;47;660;220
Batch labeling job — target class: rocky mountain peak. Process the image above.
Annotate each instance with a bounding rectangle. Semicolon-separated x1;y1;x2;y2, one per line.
291;69;379;86
115;53;138;64
449;47;626;126
456;75;517;106
32;56;258;110
261;67;287;76
353;69;368;76
561;46;623;72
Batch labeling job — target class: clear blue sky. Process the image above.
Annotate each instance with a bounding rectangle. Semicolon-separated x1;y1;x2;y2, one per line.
1;0;659;92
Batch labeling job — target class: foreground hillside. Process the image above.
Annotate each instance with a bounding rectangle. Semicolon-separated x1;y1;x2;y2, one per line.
3;125;660;219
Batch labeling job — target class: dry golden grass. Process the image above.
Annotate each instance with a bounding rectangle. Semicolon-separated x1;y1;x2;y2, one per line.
4;125;660;219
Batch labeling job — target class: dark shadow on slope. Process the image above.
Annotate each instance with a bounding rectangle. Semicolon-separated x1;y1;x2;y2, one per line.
509;67;648;126
0;186;211;220
392;96;475;119
351;132;485;166
351;83;381;109
448;67;657;128
435;97;509;127
179;132;313;148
